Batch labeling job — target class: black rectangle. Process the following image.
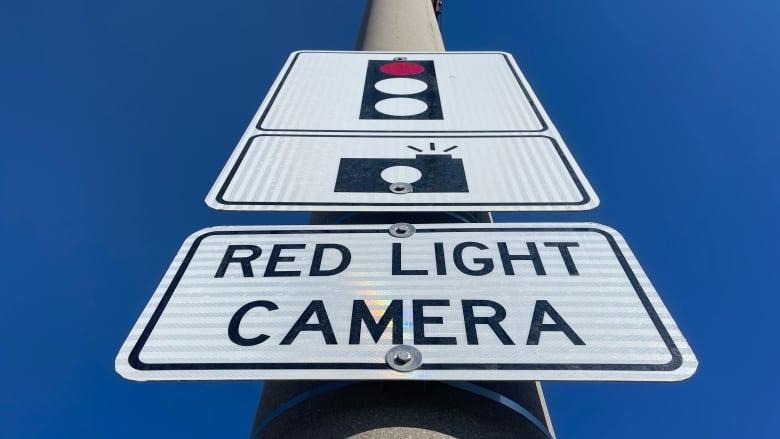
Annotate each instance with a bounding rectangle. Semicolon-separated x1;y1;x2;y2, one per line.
359;59;443;120
334;154;468;193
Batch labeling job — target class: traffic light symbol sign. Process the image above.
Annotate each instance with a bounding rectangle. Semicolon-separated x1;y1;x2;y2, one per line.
360;59;443;120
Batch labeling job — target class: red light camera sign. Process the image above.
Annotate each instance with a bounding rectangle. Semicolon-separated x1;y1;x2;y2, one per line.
206;51;600;211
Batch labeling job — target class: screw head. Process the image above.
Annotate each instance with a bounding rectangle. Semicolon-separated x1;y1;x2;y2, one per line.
389;182;412;194
389;223;415;238
395;350;412;364
385;345;422;372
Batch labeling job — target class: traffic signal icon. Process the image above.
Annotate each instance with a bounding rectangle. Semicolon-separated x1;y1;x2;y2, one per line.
360;59;443;120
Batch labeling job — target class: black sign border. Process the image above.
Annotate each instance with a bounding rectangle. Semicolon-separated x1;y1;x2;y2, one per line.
128;226;683;375
214;134;593;208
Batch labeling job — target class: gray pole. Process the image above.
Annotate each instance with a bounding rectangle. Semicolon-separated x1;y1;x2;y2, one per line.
356;0;445;51
250;1;556;437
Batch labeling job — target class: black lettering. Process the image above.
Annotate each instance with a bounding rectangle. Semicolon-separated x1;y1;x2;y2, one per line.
215;245;262;278
498;242;546;275
228;300;278;346
413;300;456;345
392;243;428;275
349;300;403;344
280;300;337;345
526;300;585;345
264;244;305;277
434;242;447;275
309;244;351;276
462;300;515;345
544;242;580;275
453;242;493;276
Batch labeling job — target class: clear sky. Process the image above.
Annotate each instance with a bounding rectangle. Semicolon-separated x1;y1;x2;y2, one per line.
2;1;779;437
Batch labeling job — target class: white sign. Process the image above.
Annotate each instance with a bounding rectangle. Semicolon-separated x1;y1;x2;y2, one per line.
207;135;597;211
206;51;599;211
116;223;697;382
248;51;559;134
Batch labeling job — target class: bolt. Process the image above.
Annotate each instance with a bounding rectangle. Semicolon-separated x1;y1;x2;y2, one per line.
389;182;412;194
389;223;415;238
394;350;412;364
385;345;422;372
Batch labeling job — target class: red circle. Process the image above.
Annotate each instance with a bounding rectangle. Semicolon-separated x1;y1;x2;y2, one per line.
380;62;425;76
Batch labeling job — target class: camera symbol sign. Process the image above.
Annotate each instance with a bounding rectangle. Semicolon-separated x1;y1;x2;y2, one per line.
206;51;600;211
207;135;598;212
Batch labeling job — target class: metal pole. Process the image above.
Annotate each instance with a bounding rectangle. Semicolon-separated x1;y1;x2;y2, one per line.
356;0;445;51
251;1;556;437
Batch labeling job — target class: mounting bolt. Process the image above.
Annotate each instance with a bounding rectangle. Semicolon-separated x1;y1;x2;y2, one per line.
389;182;413;194
385;345;422;372
389;223;415;238
395;351;412;364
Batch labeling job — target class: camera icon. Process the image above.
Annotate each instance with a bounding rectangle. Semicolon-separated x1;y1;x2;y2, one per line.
334;154;469;194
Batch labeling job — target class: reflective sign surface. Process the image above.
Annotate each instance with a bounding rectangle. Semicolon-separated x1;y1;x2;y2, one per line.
206;51;599;211
207;135;597;211
116;223;697;382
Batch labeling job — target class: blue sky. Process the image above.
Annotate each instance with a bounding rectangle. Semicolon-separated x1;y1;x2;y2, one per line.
2;1;779;437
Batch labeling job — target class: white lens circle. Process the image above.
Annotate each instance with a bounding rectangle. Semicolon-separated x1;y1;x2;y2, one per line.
381;166;423;184
375;98;428;117
374;78;428;95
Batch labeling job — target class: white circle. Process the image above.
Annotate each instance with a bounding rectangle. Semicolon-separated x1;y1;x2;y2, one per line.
375;98;428;117
374;78;428;95
381;166;422;184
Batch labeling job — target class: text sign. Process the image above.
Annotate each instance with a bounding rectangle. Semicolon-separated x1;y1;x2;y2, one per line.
206;51;599;212
206;135;598;211
116;224;697;382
